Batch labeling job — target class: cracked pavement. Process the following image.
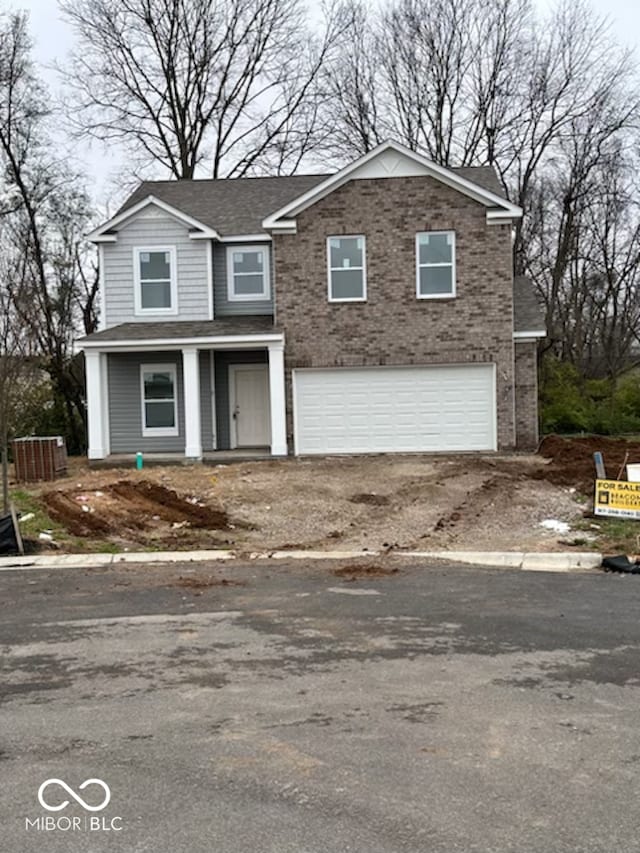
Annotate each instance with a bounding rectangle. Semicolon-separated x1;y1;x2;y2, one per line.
1;559;639;852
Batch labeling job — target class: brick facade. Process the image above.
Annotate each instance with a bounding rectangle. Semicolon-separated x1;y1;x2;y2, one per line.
273;175;517;450
514;341;539;450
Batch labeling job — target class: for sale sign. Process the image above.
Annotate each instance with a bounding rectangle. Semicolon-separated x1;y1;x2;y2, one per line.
595;479;640;520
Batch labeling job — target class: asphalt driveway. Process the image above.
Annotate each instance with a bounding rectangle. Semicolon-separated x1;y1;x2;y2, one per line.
1;559;639;852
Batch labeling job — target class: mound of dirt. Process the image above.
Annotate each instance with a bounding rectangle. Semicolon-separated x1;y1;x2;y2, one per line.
536;435;640;494
42;479;230;538
332;564;399;579
349;493;390;506
168;575;243;590
43;491;114;536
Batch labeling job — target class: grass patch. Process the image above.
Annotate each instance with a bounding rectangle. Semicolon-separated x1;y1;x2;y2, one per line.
10;488;69;543
9;488;116;553
577;517;640;553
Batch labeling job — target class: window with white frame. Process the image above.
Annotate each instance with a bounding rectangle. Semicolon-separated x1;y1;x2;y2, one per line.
227;245;270;300
134;247;177;314
416;231;456;298
141;364;178;436
328;236;366;302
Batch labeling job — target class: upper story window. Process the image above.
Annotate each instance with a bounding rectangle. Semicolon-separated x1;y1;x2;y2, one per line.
227;245;270;301
328;236;366;302
134;246;178;315
416;231;456;299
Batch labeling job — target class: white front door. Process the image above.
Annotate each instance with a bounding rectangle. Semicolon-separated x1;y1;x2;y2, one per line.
230;365;271;448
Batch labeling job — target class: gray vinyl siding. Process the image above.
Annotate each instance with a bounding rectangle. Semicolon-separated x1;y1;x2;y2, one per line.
108;352;185;453
200;351;214;452
213;243;274;316
107;352;214;453
103;213;210;326
214;350;268;450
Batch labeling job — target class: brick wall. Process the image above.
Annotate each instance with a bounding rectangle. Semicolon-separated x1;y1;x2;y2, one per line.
273;175;517;450
514;341;539;450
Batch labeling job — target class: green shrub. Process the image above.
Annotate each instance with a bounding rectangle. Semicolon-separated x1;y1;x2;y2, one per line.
540;357;640;435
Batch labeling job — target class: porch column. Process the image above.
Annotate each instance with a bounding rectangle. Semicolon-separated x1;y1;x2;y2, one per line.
182;347;202;459
85;349;109;459
268;341;287;456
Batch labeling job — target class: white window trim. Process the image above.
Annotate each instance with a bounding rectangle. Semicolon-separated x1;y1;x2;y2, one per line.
415;231;456;300
226;245;271;302
327;235;367;303
133;246;178;316
140;363;179;437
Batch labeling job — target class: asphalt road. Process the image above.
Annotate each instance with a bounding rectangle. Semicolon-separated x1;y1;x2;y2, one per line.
1;558;640;853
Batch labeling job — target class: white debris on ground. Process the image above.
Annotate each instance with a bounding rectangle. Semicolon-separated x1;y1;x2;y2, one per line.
539;519;571;534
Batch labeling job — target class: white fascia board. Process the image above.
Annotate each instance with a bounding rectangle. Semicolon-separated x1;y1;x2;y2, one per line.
267;222;297;234
513;330;546;340
91;234;118;243
86;195;221;243
218;233;273;243
262;140;522;229
487;209;522;222
77;332;285;352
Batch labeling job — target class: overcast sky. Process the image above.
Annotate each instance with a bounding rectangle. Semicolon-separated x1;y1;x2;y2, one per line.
12;0;640;198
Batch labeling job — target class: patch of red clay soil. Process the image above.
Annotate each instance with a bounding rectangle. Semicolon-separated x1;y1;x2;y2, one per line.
536;435;640;494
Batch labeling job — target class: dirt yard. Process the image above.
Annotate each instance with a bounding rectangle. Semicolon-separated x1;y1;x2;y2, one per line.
12;435;635;555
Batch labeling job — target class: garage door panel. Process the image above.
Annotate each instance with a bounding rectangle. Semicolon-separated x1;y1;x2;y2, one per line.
294;365;496;454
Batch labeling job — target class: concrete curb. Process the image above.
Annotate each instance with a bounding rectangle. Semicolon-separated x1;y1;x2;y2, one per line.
0;549;236;571
0;547;603;573
401;550;603;572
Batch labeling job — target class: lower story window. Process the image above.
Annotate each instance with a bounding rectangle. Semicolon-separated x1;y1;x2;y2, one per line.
141;364;178;436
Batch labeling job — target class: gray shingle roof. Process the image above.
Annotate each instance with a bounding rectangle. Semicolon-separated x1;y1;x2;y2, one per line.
514;276;546;332
453;166;505;198
118;175;327;237
116;165;506;237
79;316;280;344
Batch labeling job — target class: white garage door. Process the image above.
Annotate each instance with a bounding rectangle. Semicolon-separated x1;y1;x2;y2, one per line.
293;364;496;455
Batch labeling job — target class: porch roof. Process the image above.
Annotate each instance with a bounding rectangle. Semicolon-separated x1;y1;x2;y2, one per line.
77;317;283;351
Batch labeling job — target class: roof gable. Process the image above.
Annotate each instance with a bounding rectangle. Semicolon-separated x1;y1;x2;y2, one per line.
86;195;221;243
262;141;522;231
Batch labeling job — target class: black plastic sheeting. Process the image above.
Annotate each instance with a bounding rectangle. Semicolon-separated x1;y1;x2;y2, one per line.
602;555;640;574
0;511;21;556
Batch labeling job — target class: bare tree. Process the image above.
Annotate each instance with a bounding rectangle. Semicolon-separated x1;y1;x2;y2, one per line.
0;243;34;511
323;0;532;164
0;11;97;453
523;125;640;385
319;0;383;162
60;0;349;179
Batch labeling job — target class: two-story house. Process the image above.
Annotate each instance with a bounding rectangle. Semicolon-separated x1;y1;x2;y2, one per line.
77;141;545;462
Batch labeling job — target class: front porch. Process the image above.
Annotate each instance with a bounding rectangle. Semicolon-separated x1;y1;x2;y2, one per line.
78;319;287;461
88;449;274;469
